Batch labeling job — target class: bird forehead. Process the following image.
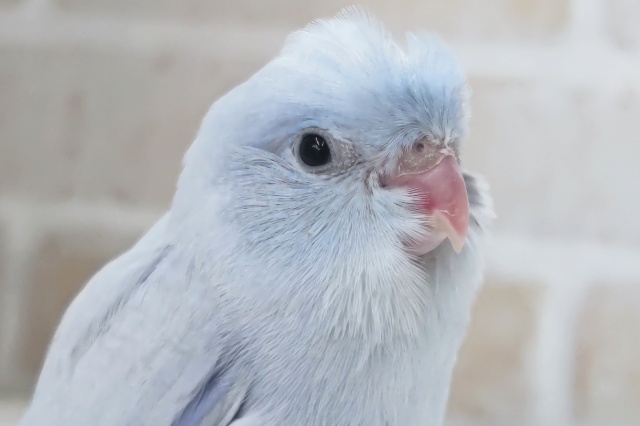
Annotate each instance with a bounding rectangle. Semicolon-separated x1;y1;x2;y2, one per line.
207;11;468;157
260;14;468;148
276;9;465;88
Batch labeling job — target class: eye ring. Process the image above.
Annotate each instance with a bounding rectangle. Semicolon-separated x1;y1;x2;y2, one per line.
295;129;333;168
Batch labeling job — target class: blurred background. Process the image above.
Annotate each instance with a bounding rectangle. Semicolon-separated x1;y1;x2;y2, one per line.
1;0;639;425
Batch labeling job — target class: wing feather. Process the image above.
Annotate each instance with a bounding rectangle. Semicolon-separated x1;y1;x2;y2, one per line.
21;214;249;426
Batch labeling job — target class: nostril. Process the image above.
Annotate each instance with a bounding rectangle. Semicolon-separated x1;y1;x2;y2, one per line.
414;141;425;153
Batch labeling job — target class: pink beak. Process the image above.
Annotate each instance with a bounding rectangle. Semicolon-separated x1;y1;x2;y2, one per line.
386;149;470;255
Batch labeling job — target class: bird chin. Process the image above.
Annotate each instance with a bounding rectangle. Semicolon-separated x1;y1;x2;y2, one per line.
404;230;448;257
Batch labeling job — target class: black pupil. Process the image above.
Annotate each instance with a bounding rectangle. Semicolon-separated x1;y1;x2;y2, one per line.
299;134;331;167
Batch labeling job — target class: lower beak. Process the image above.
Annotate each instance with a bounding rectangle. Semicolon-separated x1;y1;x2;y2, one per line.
387;155;470;254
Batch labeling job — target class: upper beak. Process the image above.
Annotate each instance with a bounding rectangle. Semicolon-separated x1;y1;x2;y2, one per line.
385;143;470;254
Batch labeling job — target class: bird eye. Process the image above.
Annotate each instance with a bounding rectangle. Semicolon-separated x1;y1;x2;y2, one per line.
299;133;332;167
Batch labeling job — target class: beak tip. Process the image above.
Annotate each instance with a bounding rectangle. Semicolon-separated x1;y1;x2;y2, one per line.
448;232;467;254
434;210;468;254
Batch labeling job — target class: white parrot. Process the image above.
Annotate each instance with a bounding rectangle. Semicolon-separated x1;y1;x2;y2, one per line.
21;8;493;426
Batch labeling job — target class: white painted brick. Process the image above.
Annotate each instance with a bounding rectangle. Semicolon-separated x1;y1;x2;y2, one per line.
51;0;571;41
0;44;269;207
606;0;640;50
574;284;640;425
0;400;25;426
0;0;19;9
447;280;543;425
466;78;640;245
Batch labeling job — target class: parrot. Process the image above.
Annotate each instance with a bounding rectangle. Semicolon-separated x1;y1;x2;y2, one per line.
20;7;493;426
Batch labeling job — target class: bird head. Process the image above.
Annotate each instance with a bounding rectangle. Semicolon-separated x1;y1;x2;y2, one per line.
172;9;493;300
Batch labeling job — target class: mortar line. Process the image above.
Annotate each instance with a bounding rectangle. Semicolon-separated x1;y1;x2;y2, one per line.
568;0;608;44
0;210;38;392
529;274;589;425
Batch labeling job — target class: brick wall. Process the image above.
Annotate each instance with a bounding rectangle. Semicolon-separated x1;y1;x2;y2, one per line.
1;0;640;425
